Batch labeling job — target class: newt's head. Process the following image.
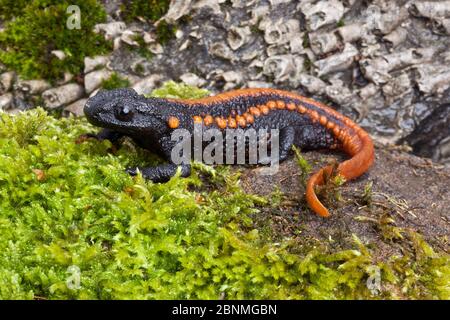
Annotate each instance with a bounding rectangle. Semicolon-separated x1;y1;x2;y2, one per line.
84;88;171;134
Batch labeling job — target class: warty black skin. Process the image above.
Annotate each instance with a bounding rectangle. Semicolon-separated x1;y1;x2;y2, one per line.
83;88;338;182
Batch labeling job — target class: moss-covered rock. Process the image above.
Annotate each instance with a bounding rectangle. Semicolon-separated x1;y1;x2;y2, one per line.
150;80;209;99
100;73;130;90
120;1;176;45
120;0;170;23
0;1;110;82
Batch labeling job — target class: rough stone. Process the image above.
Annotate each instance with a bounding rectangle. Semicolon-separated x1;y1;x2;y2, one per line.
84;69;114;94
42;83;84;109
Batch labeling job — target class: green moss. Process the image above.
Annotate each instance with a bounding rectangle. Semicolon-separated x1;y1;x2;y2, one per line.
132;35;153;60
150;81;210;99
133;62;146;75
0;0;29;20
337;19;346;28
250;25;261;34
0;82;448;300
361;181;373;207
155;20;177;45
0;1;110;82
120;1;176;45
101;73;131;90
120;0;171;23
293;151;345;210
303;57;312;72
332;175;346;202
292;146;312;186
302;33;310;49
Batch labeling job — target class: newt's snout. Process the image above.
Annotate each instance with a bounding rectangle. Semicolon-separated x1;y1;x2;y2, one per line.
84;88;139;126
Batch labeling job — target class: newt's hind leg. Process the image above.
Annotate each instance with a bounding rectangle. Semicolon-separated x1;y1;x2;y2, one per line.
279;126;296;162
257;126;295;164
126;163;191;183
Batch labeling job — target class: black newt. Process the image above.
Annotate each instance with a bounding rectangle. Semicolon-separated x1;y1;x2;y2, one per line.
83;88;375;217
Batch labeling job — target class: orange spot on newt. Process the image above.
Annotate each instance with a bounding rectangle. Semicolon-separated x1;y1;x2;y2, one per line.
244;113;254;124
204;115;213;126
228;117;237;128
249;106;261;116
333;126;341;136
193;116;202;124
215;117;227;129
310;110;319;122
287;103;296;111
168;116;180;129
276;100;285;109
259;105;269;115
298;105;307;113
267;101;277;110
236;115;246;127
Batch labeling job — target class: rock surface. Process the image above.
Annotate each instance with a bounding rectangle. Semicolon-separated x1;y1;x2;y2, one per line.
1;0;449;164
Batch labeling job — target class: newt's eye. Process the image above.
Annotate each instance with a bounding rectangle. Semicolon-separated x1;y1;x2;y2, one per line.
115;106;134;122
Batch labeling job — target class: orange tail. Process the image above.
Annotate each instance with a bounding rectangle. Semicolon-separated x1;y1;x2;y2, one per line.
305;122;375;217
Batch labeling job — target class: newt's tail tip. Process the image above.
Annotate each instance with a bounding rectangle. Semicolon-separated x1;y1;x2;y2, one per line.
305;168;332;218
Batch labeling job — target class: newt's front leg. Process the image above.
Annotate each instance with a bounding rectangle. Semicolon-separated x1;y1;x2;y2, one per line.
126;163;191;182
126;136;191;182
76;128;124;145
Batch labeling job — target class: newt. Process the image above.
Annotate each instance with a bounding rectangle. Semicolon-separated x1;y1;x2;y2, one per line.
83;88;375;217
